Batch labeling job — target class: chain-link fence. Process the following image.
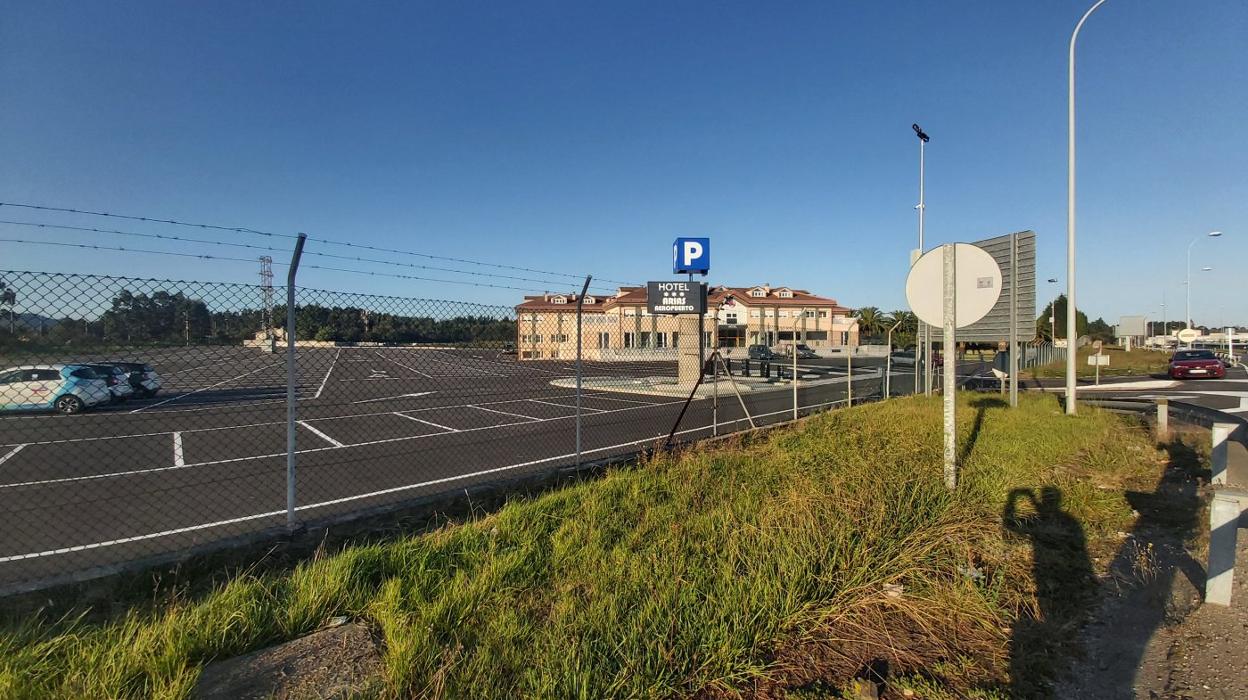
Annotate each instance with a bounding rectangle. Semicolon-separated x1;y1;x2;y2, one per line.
0;269;899;593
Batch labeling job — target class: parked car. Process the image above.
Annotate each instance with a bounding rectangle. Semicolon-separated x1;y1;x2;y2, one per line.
890;349;916;366
0;364;112;414
747;344;780;360
102;361;163;397
1168;349;1225;380
792;343;819;359
85;364;135;403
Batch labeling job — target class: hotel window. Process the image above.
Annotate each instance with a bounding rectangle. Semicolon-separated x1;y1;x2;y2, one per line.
818;310;828;318
597;332;609;348
640;331;653;348
703;331;713;347
750;309;761;318
724;313;738;325
623;332;635;348
554;334;568;343
655;332;668;349
777;290;793;298
750;289;766;298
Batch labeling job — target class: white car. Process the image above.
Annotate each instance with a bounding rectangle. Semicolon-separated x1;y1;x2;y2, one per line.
0;364;112;414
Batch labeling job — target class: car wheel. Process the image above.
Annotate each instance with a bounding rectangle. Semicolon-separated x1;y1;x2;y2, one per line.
55;395;84;415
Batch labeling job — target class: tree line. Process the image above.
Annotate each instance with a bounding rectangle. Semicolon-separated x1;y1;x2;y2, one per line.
0;288;515;348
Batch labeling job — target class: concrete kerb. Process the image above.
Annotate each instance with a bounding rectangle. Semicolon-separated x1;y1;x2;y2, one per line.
550;369;881;399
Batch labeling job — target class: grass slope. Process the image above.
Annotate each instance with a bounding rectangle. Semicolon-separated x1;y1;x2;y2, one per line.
1026;346;1171;379
0;394;1173;699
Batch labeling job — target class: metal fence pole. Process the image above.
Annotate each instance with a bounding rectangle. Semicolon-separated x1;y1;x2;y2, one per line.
285;233;307;530
792;340;798;420
847;347;853;405
575;275;591;467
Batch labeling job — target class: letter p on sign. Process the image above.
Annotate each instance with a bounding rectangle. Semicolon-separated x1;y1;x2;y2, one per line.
672;237;710;275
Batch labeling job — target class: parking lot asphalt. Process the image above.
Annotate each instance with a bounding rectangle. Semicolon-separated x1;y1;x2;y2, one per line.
0;346;903;588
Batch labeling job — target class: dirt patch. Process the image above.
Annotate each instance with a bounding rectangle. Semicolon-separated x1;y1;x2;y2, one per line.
195;621;381;700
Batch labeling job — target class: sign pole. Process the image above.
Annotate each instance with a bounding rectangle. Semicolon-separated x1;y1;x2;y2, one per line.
1009;233;1019;407
942;244;958;490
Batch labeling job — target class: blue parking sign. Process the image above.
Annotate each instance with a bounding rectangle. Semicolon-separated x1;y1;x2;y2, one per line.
672;237;710;275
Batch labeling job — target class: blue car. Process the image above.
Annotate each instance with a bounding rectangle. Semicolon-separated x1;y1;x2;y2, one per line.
0;364;113;414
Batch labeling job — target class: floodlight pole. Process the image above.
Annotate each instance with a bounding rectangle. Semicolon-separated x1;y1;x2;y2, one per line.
913;123;932;396
1066;0;1109;415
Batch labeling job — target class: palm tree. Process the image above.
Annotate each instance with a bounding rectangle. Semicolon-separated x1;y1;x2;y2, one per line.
889;309;916;332
853;306;887;340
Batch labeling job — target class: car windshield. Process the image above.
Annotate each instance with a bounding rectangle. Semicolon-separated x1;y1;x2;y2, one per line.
1173;351;1216;361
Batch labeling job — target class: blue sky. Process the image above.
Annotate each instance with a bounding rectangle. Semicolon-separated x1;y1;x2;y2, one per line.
2;1;1245;325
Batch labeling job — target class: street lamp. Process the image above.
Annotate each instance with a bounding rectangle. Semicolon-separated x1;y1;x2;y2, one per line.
1186;231;1222;334
912;123;931;395
1066;0;1110;415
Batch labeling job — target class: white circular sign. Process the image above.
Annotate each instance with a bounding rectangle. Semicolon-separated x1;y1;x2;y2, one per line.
1177;328;1199;343
905;243;1003;329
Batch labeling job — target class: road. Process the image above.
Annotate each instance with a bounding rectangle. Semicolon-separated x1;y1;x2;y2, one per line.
0;346;906;590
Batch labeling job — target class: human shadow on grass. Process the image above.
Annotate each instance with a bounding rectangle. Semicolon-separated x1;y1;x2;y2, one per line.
1003;486;1096;699
1005;438;1205;699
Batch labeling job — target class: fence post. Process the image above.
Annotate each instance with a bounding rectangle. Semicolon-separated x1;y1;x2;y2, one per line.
846;347;853;405
1212;422;1235;486
575;275;591;467
1155;398;1169;440
1206;491;1244;606
285;233;307;530
792;342;798;420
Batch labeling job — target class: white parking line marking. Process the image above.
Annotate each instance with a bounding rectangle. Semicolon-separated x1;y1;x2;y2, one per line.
313;348;341;399
417;352;506;377
0;397;863;563
373;351;434;379
392;412;460;432
0;391;647;448
0;398;689;488
298;421;346;448
575;395;664;405
0;444;26;467
173;432;185;467
468;405;542;421
527;398;604;412
351;391;436;404
131;364;277;413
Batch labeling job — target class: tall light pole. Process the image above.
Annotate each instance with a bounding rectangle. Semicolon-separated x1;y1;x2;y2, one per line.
1066;0;1109;416
1047;278;1059;342
1186;231;1222;334
913;123;930;395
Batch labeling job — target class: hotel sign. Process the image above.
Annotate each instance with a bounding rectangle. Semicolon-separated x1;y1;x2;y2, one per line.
647;281;706;315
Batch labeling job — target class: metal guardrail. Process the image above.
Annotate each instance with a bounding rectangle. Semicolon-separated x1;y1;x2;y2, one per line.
1083;397;1248;607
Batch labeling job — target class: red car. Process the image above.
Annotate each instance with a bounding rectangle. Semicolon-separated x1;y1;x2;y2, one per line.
1168;349;1225;380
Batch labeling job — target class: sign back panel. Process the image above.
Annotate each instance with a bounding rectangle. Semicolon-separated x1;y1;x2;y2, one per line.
928;231;1036;344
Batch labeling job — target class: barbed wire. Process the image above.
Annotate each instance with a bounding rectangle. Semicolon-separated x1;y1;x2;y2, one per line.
0;239;585;294
0;201;640;286
0;219;618;293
